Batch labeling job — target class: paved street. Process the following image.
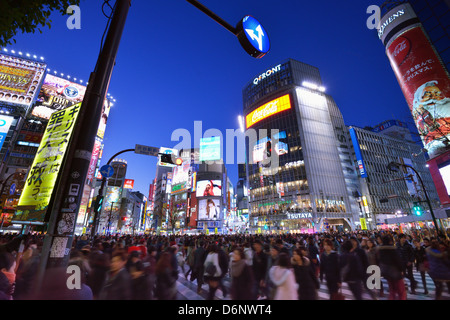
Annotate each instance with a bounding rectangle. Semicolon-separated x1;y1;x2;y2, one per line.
175;267;450;300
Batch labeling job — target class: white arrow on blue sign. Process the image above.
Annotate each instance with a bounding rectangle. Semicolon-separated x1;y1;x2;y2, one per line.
99;165;114;178
9;183;16;195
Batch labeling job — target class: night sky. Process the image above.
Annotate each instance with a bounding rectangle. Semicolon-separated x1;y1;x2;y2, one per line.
5;0;416;196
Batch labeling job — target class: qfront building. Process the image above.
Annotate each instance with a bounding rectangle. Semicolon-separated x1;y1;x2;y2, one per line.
242;59;360;233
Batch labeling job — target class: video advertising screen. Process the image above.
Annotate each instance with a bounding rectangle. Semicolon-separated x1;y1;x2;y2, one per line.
198;198;220;220
196;180;222;197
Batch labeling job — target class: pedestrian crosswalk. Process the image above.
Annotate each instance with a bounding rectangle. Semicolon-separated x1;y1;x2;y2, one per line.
175;267;450;300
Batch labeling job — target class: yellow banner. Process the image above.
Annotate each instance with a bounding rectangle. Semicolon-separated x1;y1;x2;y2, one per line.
360;218;368;230
15;103;81;221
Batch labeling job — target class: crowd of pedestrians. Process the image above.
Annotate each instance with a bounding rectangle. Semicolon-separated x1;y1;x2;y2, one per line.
0;228;449;300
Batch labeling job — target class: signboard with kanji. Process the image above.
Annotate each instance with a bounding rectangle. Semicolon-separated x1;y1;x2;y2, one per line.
14;102;81;222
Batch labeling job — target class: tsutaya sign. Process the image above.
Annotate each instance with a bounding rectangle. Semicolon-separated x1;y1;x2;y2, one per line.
287;212;313;219
253;64;281;85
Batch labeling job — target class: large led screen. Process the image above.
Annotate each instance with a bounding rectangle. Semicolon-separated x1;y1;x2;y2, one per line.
196;180;222;197
252;131;288;163
199;136;221;161
198;198;220;220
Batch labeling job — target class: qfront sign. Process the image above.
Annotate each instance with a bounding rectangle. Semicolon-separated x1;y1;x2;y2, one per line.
253;64;281;85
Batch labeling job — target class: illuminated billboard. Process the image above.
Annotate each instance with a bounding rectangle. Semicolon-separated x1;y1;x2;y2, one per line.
199;136;221;161
104;186;122;209
198;198;220;220
246;94;291;128
252;131;288;163
171;161;192;194
15;103;81;222
384;25;450;159
196;180;222;197
0;115;14;150
33;74;111;139
124;179;134;189
0;54;46;109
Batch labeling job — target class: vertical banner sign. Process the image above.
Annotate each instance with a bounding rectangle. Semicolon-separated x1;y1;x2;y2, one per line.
14;103;81;222
349;128;368;178
86;138;102;186
386;26;450;159
360;218;368;230
0;115;14;149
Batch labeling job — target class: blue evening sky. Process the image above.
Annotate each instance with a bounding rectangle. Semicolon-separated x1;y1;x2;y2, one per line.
6;0;414;197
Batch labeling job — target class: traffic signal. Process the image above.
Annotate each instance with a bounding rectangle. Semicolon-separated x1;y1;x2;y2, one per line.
94;195;104;213
159;153;183;166
266;140;272;157
412;202;423;216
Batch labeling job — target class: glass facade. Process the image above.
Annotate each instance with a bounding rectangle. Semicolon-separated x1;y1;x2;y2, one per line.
243;59;356;233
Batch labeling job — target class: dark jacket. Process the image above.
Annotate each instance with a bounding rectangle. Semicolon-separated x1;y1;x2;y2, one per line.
396;241;415;268
413;245;428;270
377;245;404;281
155;268;178;300
218;249;229;278
320;251;341;284
0;272;13;300
339;251;364;282
252;250;268;282
231;260;254;300
131;274;152;300
99;268;132;300
293;257;319;300
426;247;450;280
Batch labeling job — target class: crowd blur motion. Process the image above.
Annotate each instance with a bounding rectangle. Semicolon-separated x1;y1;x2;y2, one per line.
0;228;449;300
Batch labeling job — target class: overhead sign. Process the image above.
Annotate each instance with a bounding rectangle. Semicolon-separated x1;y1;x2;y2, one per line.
135;144;159;156
246;94;291;128
15;103;81;222
236;15;270;59
99;164;114;178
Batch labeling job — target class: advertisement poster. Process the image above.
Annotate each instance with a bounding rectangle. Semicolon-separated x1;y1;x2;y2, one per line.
0;54;46;109
15;103;81;222
124;179;134;189
86;138;102;186
198;198;220;220
0;115;14;150
196;180;222;197
386;26;450;159
33;74;110;139
246;94;291;128
252;131;288;163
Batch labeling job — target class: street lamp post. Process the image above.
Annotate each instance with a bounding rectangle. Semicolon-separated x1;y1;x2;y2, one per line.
387;161;442;236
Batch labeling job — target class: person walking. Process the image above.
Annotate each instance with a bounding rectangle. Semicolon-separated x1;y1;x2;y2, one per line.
425;239;450;300
252;240;268;299
413;239;429;295
98;250;132;300
230;247;255;300
292;247;319;300
155;251;178;300
203;244;223;300
193;240;207;294
340;240;364;300
268;252;298;300
377;235;406;300
396;233;418;294
366;238;384;298
320;239;342;300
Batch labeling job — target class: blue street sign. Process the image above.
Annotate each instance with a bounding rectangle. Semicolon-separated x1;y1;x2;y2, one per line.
236;15;270;58
9;183;16;195
99;165;114;178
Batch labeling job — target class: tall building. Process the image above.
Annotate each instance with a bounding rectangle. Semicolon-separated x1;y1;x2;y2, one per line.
243;58;360;233
349;124;441;229
377;1;450;209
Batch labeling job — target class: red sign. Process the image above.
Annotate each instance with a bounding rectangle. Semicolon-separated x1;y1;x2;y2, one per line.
86;139;102;186
386;26;450;159
124;179;134;189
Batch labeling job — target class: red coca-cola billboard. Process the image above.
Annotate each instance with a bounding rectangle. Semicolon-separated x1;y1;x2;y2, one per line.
386;26;450;159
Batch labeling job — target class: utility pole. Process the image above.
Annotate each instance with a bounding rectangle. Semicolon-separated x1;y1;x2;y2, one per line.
35;0;131;292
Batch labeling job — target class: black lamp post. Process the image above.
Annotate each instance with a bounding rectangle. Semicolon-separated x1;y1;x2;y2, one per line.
387;161;441;236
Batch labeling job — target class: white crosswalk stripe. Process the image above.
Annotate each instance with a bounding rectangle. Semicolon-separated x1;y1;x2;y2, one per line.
175;267;450;300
